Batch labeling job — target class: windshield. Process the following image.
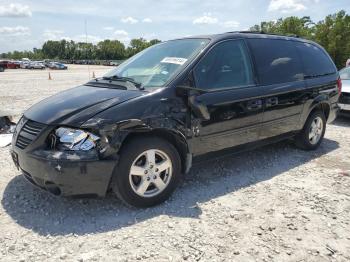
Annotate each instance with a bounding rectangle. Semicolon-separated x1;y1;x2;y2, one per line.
104;39;209;89
340;67;350;80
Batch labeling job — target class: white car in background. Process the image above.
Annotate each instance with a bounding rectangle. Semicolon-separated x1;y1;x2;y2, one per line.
339;67;350;111
28;61;45;69
20;61;30;69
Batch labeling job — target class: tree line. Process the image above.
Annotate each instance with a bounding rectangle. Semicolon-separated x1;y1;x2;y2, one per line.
250;10;350;69
1;10;350;68
0;38;161;61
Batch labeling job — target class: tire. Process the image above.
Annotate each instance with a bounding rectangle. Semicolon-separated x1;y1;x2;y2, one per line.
112;137;182;208
295;110;326;150
0;67;4;72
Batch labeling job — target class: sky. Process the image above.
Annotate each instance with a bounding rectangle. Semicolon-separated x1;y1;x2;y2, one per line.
0;0;349;53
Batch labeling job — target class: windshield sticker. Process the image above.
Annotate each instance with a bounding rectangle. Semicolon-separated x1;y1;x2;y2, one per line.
161;57;188;65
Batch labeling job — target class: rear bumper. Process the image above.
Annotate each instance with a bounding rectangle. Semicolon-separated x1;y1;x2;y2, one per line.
11;148;116;197
327;102;340;123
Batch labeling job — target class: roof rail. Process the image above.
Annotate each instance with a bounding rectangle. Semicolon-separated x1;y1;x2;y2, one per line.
234;31;300;38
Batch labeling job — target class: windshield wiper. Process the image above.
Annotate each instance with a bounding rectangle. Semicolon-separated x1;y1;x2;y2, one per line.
85;81;127;90
102;76;144;90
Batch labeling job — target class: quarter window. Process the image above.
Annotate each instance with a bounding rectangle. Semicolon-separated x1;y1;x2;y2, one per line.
295;42;336;77
193;40;254;90
248;39;304;85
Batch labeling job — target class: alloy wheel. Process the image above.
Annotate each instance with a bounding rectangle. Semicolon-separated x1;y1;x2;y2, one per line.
129;149;173;198
309;116;323;145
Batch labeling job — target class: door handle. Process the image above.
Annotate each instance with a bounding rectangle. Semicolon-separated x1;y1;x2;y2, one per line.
247;99;262;110
266;97;278;107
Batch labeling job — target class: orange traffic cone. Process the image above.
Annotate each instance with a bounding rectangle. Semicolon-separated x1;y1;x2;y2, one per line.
92;71;96;78
48;72;52;80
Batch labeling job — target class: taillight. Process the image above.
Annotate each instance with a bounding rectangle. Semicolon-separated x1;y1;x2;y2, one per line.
337;77;342;94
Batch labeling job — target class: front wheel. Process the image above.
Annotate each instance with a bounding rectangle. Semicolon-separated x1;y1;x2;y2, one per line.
112;137;182;208
295;110;326;150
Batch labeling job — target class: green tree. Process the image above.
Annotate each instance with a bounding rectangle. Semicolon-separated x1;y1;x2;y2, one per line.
97;40;125;60
314;10;350;68
250;16;314;38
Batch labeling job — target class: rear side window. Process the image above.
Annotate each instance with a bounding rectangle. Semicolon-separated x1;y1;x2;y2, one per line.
295;42;336;77
193;40;254;90
248;39;304;85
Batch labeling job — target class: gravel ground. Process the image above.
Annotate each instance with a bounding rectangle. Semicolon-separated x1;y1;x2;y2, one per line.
0;65;350;261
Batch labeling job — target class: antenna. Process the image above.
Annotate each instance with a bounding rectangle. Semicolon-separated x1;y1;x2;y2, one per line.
85;19;91;79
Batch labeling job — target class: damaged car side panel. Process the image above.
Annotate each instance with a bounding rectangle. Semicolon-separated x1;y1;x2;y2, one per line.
81;87;192;175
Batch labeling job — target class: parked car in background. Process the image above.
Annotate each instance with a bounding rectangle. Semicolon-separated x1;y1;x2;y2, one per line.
48;62;67;70
0;61;6;72
28;61;45;69
339;67;350;111
10;32;340;207
7;61;21;69
43;60;51;68
20;61;30;69
109;61;120;66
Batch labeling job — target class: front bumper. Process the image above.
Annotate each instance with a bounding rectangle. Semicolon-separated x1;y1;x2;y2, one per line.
11;148;116;197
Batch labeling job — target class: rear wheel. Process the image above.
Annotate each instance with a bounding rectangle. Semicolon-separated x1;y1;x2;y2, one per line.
295;110;326;150
112;137;182;207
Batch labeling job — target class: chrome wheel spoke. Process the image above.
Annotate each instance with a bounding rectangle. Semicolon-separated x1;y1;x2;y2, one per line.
309;131;315;140
310;135;317;144
311;121;317;130
146;150;156;165
156;159;171;173
153;178;166;191
136;178;151;195
130;165;146;176
316;119;322;129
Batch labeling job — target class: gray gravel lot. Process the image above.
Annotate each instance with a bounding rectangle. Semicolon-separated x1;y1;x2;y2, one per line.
0;65;350;261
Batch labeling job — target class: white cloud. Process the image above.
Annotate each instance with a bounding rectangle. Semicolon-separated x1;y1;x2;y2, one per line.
221;20;240;29
71;34;103;43
268;0;307;13
0;3;32;17
121;16;138;24
0;26;30;36
114;30;128;37
113;29;130;45
42;29;64;40
142;18;152;23
193;13;218;25
103;26;114;31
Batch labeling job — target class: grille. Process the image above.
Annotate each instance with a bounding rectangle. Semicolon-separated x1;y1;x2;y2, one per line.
16;119;46;149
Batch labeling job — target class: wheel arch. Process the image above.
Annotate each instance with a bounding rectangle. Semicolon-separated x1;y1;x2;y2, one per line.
309;101;331;121
300;97;331;128
118;128;191;174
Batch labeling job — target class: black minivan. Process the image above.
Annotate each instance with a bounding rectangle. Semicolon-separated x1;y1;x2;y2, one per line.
11;32;340;207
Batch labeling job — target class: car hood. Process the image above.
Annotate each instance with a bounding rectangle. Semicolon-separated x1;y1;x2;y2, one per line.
342;79;350;93
24;84;144;126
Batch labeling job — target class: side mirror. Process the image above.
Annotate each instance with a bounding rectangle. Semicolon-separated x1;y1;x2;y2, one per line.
188;95;210;121
176;72;210;121
176;85;210;121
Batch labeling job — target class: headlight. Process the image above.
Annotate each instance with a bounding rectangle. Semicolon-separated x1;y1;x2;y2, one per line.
55;127;100;151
